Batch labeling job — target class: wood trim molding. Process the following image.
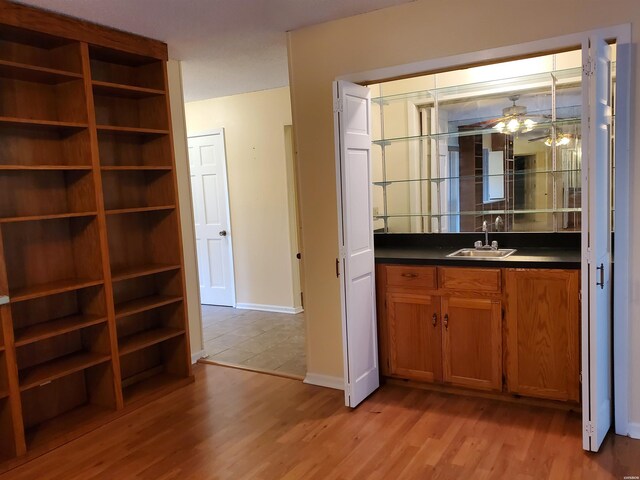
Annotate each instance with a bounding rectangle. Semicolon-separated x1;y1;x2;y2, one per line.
0;0;168;59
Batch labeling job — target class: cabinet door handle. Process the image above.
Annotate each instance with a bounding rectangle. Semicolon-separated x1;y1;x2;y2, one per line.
443;314;449;329
596;263;604;289
431;313;437;327
401;273;418;278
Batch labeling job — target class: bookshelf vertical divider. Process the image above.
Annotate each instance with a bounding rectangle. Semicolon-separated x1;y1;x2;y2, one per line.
79;42;124;410
0;2;193;470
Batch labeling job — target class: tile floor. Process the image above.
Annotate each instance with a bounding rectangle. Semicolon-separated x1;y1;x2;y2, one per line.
201;305;306;377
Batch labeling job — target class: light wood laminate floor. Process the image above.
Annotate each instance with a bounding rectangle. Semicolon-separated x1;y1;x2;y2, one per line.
2;364;638;479
202;305;306;376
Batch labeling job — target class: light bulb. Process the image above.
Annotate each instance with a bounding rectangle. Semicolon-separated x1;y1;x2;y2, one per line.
544;138;553;147
523;119;536;132
557;136;571;146
494;122;505;133
507;118;520;132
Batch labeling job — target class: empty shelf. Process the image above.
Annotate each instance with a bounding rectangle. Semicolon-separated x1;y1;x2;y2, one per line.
0;211;97;224
100;165;172;171
11;279;104;303
105;205;175;216
111;263;181;282
122;373;187;405
92;80;165;98
114;295;182;319
96;125;168;135
19;352;111;391
14;314;107;347
0;117;87;131
118;327;185;356
0;59;83;84
0;165;93;171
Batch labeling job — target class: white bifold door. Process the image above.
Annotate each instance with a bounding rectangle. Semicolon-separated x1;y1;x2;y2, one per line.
581;35;613;452
188;129;236;307
334;80;379;407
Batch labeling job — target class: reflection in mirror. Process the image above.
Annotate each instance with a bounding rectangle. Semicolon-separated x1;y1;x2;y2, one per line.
370;48;613;234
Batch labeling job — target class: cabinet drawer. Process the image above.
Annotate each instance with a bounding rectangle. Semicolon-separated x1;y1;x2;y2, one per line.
438;267;501;293
386;265;437;289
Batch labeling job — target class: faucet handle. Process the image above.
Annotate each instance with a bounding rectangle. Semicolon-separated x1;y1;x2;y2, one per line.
491;240;498;250
474;240;483;249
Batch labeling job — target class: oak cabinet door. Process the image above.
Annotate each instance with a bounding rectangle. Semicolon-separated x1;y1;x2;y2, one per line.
441;296;502;391
505;269;580;402
387;292;442;383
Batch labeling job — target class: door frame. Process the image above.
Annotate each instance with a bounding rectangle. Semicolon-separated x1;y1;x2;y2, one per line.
334;24;632;436
188;128;237;307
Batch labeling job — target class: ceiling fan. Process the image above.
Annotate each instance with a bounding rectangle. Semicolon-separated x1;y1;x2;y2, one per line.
528;131;577;146
467;94;550;134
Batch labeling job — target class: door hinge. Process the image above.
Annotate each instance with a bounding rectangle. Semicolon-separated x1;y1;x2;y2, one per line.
579;290;582;303
579;371;582;383
300;291;304;308
336;258;341;278
583;58;594;77
585;421;594;436
333;97;343;114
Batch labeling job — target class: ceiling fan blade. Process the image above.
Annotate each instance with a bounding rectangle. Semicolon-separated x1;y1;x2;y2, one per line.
527;135;549;142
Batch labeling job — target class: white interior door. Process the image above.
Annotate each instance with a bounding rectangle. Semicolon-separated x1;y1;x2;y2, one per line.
334;80;379;407
188;130;236;306
581;35;613;452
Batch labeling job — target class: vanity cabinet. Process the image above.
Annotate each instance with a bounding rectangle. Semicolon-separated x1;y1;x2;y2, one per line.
504;269;580;401
379;265;502;392
377;263;580;403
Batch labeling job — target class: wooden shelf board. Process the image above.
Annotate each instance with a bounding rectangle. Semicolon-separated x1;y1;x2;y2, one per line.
119;328;185;356
0;59;83;84
111;263;181;282
0;117;88;131
14;314;108;347
11;279;104;303
0;211;97;224
92;80;165;98
25;404;112;451
105;205;175;216
115;294;183;319
96;125;169;136
0;165;93;171
19;352;111;391
122;372;186;405
100;165;172;171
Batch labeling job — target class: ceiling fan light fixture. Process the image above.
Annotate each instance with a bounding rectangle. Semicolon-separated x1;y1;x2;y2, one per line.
507;118;520;132
494;121;506;133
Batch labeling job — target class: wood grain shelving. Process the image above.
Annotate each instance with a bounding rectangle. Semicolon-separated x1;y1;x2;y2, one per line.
19;352;111;391
0;59;83;84
10;279;104;303
0;211;97;224
115;295;182;319
105;205;175;216
111;264;181;283
118;328;184;356
92;80;165;98
0;6;192;466
14;314;107;347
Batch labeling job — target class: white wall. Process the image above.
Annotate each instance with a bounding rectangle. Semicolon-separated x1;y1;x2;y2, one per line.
185;87;301;313
167;60;204;360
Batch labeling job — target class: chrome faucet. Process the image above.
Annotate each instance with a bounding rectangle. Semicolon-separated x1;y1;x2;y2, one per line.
474;220;499;250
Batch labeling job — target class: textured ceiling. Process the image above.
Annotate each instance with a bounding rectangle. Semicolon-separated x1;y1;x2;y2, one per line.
16;0;415;101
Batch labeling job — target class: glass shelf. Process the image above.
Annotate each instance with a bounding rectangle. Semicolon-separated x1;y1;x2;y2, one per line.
374;208;581;219
371;66;583;105
372;169;581;186
372;117;582;145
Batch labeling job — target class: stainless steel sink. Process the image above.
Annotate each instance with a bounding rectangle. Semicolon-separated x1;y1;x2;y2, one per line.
446;248;517;259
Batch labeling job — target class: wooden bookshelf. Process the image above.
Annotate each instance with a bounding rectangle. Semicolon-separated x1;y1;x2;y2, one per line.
0;3;192;468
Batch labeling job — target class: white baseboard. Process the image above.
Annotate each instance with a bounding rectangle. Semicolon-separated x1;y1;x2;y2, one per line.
627;422;640;439
191;350;206;364
236;303;303;315
304;372;344;390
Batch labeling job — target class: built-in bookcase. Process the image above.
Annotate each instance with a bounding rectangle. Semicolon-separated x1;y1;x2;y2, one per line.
0;4;192;468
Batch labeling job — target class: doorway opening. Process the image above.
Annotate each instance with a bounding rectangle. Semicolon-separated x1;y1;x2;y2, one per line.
188;123;306;378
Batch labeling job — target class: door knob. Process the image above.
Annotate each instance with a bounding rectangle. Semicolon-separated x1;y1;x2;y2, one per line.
431;313;437;327
219;230;227;237
443;314;449;329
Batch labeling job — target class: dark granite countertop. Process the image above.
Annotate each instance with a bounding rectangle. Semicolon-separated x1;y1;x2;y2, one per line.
374;233;581;269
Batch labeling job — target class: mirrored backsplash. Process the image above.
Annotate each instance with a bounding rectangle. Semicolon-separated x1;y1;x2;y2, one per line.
369;49;616;234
